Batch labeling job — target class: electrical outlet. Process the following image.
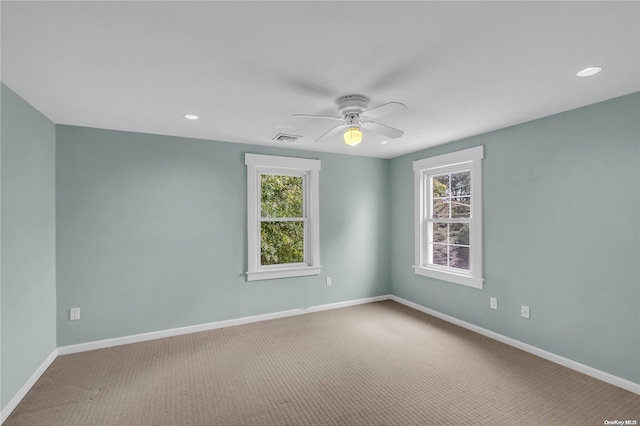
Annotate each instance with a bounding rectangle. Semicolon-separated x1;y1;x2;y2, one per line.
490;297;498;310
326;277;332;286
70;307;80;321
521;305;530;319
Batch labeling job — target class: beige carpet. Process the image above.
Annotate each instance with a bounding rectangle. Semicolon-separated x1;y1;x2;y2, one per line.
5;301;640;425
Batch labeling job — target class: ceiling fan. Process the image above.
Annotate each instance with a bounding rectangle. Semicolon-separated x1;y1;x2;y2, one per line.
293;94;407;146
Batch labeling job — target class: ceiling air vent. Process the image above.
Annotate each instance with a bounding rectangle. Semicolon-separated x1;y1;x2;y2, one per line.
272;133;302;143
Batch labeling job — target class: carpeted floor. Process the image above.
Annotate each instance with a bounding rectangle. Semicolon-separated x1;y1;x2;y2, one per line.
5;300;640;425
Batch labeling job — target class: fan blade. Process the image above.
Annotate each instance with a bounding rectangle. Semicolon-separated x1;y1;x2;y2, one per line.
292;114;343;121
361;102;407;119
361;121;404;139
315;124;347;143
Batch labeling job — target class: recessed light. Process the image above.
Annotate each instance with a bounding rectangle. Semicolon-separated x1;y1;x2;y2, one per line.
380;140;389;145
184;114;199;120
576;67;603;77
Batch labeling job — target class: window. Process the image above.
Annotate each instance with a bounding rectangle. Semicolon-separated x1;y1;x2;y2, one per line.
413;146;484;289
245;154;321;281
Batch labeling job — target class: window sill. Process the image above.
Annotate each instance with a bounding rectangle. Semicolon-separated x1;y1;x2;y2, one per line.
413;265;483;289
246;265;321;282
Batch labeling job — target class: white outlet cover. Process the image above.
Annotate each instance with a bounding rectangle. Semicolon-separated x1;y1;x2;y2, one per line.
521;305;530;319
70;307;80;320
490;297;498;310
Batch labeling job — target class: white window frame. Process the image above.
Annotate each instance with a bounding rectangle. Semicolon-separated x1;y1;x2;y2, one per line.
245;153;321;281
413;146;484;289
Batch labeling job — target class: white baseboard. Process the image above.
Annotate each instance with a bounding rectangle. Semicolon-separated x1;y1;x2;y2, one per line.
57;295;391;355
390;295;640;395
1;348;58;424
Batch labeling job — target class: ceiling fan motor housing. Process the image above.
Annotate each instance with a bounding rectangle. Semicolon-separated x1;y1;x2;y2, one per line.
337;94;369;117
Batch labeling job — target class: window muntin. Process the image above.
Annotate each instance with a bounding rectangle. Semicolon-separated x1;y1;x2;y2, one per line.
413;146;483;289
245;154;321;281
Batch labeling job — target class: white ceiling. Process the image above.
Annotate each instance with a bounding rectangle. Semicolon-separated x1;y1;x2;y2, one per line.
2;1;638;159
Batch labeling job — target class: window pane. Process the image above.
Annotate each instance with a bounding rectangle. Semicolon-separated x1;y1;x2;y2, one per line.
432;222;447;243
432;198;450;218
261;175;303;218
261;221;304;265
431;243;448;266
449;246;470;270
432;175;449;197
451;196;470;218
449;223;469;245
450;171;471;196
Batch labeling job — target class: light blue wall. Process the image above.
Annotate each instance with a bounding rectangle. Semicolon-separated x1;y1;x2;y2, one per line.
1;84;57;410
55;126;390;346
390;93;640;383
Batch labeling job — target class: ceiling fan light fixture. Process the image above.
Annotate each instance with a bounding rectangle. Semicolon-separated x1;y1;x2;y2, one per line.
343;127;362;146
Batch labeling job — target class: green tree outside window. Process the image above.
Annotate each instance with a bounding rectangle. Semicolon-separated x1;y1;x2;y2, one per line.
260;175;305;265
